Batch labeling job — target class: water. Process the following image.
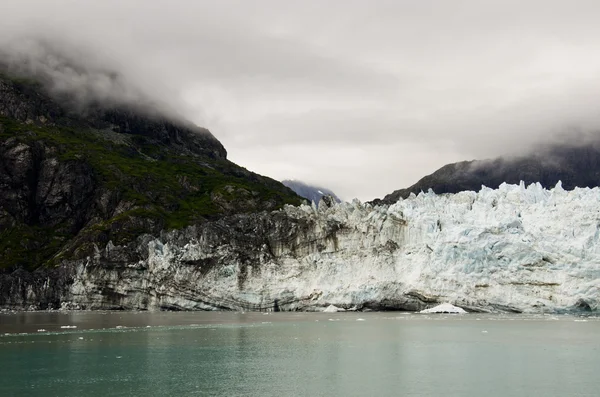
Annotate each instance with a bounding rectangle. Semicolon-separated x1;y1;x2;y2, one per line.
1;312;599;396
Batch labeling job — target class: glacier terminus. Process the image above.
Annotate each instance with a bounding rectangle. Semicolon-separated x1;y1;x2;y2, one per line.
2;181;599;313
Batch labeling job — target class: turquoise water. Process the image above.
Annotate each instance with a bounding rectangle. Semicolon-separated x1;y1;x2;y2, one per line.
1;312;599;396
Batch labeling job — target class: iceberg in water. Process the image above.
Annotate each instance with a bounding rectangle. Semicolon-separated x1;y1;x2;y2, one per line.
420;303;467;314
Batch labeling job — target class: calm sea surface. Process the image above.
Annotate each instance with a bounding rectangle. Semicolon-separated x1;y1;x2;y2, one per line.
1;311;598;396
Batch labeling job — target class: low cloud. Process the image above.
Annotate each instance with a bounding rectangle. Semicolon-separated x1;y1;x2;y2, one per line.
2;40;134;107
2;1;600;200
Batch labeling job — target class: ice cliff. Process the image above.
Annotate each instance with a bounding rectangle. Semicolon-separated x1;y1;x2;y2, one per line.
2;182;599;313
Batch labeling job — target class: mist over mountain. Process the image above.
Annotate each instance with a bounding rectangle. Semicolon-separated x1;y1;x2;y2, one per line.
281;180;342;205
375;142;600;204
6;2;600;201
0;39;184;121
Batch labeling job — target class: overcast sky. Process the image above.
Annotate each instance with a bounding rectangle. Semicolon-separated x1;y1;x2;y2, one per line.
2;1;600;200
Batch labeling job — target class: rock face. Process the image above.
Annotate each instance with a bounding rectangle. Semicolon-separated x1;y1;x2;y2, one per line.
376;145;600;204
0;72;302;270
0;138;95;229
1;182;598;313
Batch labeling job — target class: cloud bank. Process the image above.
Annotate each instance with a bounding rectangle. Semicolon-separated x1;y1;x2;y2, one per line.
2;0;600;200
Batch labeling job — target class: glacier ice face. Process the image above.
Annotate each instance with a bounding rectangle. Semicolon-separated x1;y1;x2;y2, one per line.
4;182;599;313
219;181;598;313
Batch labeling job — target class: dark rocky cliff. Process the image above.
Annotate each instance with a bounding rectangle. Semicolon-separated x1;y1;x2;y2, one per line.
0;72;302;271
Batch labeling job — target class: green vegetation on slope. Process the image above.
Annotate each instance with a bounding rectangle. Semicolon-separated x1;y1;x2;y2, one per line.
0;115;302;269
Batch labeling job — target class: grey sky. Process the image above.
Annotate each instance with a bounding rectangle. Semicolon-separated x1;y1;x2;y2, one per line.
2;1;600;200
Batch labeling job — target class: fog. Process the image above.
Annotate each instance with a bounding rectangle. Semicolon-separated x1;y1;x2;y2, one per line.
2;1;600;200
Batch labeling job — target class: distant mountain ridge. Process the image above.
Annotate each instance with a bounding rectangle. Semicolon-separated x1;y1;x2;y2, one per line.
375;144;600;204
282;180;341;205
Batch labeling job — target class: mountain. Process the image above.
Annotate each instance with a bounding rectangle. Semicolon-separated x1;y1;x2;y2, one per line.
375;145;600;204
281;180;341;204
0;71;302;270
1;68;598;314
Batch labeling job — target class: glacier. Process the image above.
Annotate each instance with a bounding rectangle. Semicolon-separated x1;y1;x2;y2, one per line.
2;181;599;313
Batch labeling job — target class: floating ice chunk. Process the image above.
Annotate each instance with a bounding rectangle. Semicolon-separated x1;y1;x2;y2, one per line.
323;305;345;313
419;303;467;314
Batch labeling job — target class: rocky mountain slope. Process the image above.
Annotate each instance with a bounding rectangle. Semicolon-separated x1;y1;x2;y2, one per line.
281;179;341;205
375;144;600;204
1;182;598;313
0;72;302;270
